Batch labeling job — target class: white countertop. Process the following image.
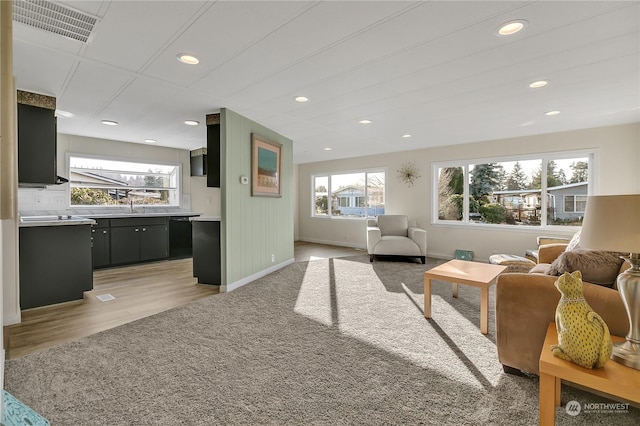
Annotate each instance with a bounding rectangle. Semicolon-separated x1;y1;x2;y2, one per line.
19;215;96;227
19;212;202;227
190;216;221;222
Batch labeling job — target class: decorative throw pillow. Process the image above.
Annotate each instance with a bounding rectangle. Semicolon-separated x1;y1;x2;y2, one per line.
565;230;581;251
546;248;624;287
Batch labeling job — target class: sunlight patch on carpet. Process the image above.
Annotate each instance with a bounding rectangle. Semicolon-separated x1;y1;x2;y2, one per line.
294;259;334;327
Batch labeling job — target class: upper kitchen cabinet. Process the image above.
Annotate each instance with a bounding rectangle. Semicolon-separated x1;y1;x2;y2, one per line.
190;147;207;177
17;91;63;186
206;113;221;188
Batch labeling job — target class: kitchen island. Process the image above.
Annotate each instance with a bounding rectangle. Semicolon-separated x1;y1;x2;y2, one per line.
191;216;221;285
19;216;95;309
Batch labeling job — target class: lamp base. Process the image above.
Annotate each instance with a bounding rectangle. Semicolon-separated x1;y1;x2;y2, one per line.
610;254;640;370
611;340;640;370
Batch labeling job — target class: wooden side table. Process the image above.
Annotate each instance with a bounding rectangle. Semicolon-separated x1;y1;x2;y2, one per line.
423;259;506;334
538;323;640;425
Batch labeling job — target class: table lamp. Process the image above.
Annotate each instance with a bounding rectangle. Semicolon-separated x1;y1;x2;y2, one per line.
580;194;640;370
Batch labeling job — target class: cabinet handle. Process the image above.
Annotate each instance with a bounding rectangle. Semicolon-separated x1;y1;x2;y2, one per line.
135;228;139;232
142;228;147;231
102;230;107;234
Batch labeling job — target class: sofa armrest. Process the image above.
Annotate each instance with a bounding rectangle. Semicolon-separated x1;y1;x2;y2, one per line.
537;236;571;246
496;273;628;375
366;226;381;254
407;227;427;256
537;243;568;264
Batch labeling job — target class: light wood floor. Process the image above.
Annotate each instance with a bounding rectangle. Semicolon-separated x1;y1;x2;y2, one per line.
4;242;364;359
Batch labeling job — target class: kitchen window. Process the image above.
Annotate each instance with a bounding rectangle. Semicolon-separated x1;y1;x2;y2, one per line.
68;155;180;207
312;169;385;218
434;151;593;227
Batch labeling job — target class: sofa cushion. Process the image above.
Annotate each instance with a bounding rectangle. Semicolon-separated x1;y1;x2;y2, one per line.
545;248;625;287
376;215;408;237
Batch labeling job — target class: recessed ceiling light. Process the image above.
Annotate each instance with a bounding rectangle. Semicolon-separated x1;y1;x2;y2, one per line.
324;147;332;151
402;134;412;138
55;109;73;118
144;139;157;144
101;120;118;126
545;110;561;116
294;96;309;103
177;53;199;65
184;120;199;126
497;20;527;36
529;80;548;88
359;119;372;124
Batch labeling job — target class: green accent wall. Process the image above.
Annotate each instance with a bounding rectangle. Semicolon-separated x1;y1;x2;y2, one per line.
220;108;294;287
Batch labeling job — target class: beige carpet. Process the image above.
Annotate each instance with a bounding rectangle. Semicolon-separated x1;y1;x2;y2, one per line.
4;255;639;425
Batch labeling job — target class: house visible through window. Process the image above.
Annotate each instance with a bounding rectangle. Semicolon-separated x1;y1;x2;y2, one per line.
435;152;592;227
68;155;180;207
313;169;385;218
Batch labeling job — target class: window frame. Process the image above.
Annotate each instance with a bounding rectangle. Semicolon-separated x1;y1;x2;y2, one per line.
66;152;182;209
311;168;386;219
432;150;595;230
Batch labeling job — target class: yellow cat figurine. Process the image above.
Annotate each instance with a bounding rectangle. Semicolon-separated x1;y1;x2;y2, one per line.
551;271;612;369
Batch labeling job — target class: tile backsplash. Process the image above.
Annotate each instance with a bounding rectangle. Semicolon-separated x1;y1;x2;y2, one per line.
18;186;192;216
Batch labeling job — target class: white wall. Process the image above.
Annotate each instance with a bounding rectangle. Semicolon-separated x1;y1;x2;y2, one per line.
297;123;640;262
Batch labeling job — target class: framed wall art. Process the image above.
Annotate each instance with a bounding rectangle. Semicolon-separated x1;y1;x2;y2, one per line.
251;133;282;197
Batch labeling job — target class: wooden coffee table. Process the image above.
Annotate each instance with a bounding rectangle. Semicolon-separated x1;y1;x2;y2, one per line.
423;259;506;334
538;323;640;425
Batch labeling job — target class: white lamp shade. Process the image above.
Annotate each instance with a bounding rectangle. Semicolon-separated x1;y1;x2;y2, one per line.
580;194;640;254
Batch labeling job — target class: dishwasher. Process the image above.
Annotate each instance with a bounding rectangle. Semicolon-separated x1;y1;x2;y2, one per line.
169;216;193;258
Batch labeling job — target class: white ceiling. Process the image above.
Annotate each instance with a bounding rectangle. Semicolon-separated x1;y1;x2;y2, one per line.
12;0;640;164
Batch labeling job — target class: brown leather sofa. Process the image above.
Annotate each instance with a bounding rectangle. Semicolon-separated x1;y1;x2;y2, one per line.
495;243;629;375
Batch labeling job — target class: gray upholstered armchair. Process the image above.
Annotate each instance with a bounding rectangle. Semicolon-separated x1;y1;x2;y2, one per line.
367;215;427;264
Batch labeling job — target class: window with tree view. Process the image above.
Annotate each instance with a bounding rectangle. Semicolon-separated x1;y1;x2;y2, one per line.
313;170;385;218
69;155;180;207
436;153;591;227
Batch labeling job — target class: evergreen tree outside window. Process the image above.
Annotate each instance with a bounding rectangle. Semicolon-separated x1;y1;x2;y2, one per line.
434;152;592;227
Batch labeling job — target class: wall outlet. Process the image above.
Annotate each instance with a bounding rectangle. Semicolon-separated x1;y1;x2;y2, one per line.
271;254;275;263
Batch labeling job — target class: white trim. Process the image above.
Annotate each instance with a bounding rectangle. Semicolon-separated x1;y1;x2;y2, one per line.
221;258;296;293
3;312;21;326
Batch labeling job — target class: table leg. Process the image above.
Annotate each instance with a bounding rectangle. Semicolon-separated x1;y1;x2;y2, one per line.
539;371;556;426
480;285;489;335
554;377;561;406
424;276;432;319
452;283;458;298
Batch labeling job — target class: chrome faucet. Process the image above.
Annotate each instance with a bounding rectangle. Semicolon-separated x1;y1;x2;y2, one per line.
129;199;134;213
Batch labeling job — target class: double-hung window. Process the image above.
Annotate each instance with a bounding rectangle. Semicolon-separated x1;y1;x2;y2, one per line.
312;169;385;218
434;151;592;227
68;154;180;207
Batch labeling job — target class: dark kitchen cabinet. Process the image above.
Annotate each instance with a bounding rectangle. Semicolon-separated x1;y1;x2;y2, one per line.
91;219;111;268
140;225;169;261
17;103;58;185
206;123;220;187
110;226;142;265
192;220;221;285
110;217;168;265
19;224;93;309
190;153;207;176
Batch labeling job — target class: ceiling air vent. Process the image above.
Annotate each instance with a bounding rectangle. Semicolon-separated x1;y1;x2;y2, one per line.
12;0;99;44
